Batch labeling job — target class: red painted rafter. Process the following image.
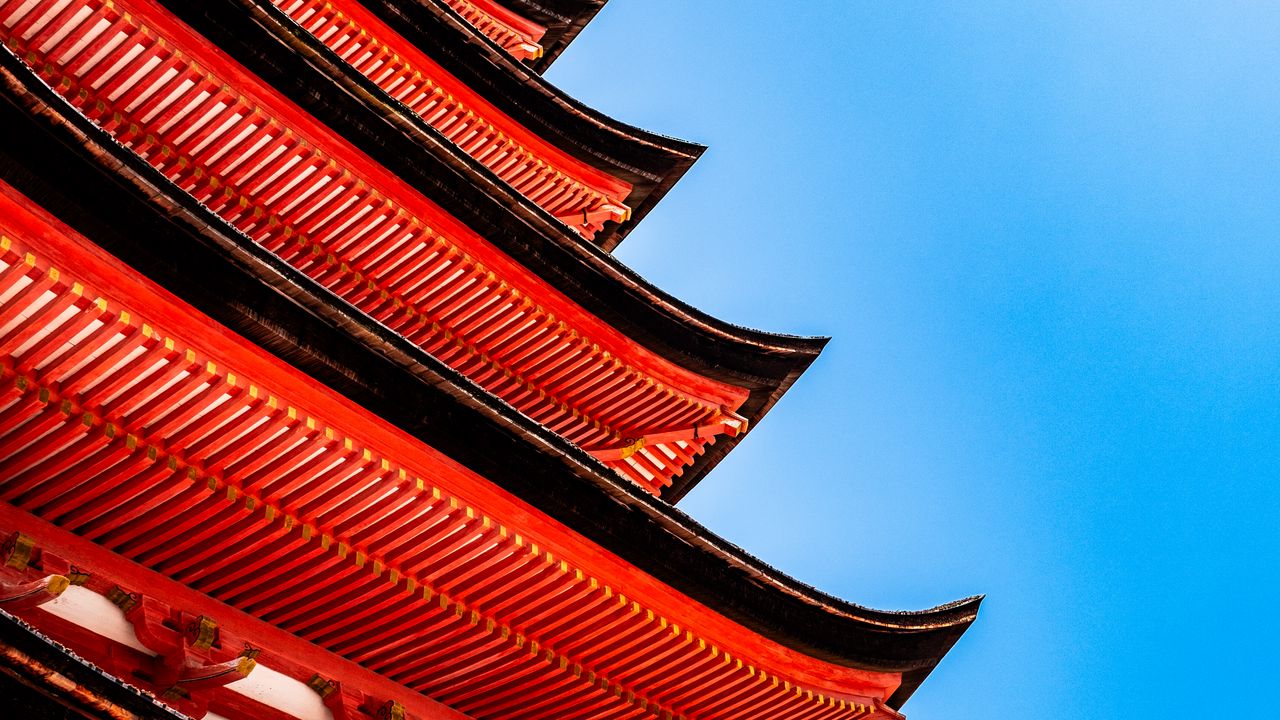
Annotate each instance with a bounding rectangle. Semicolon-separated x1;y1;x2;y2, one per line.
0;0;742;495
0;519;470;720
271;0;632;240
0;181;900;719
438;0;546;60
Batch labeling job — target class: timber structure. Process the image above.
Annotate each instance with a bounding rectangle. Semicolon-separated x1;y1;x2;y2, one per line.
0;0;979;718
275;0;698;250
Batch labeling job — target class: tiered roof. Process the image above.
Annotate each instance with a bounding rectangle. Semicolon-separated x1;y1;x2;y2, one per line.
438;0;549;62
0;0;978;716
272;0;632;242
0;0;813;499
489;0;606;71
0;141;974;713
423;0;606;72
348;0;701;251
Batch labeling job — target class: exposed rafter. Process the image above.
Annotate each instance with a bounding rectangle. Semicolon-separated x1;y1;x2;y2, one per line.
0;0;755;495
272;0;633;241
439;0;547;61
0;181;915;719
0;71;979;709
357;0;702;252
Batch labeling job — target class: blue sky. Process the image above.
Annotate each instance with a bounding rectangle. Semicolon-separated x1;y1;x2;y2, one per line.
548;2;1280;717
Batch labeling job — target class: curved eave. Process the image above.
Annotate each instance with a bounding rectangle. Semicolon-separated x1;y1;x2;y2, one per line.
489;0;608;72
158;0;816;497
0;612;190;720
364;0;700;252
0;55;978;707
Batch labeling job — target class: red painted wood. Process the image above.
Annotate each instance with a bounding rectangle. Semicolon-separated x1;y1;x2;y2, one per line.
0;0;747;494
0;574;66;610
269;0;631;237
1;514;473;720
439;0;547;59
0;180;901;718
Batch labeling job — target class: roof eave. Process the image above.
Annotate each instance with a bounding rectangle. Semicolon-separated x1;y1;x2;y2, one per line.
359;0;703;250
0;61;979;683
0;612;192;720
488;0;608;72
160;0;818;495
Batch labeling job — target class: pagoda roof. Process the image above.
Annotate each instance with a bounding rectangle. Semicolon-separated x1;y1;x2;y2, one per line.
0;611;191;719
488;0;608;71
269;0;634;243
0;51;979;707
409;0;608;72
25;0;808;500
343;0;702;251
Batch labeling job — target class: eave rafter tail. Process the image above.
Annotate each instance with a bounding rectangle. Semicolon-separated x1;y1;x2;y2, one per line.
356;0;701;252
431;0;608;73
269;0;633;241
0;0;750;496
440;0;547;61
0;186;907;718
0;532;468;720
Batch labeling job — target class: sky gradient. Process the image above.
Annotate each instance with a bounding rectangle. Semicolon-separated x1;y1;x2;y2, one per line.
548;2;1280;718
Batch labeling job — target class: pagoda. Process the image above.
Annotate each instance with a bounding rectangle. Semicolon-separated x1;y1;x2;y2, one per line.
0;1;979;718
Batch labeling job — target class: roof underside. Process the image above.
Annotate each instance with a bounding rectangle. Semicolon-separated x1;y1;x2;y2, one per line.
0;44;979;710
0;172;974;715
3;0;816;500
358;0;699;252
406;0;608;73
489;0;607;71
273;0;634;244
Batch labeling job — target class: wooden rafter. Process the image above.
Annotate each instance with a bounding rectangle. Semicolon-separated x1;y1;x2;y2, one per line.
271;0;632;240
0;0;747;495
437;0;546;60
0;181;901;719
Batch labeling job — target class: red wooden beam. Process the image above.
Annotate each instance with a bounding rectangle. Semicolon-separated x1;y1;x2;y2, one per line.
0;507;471;720
269;0;632;237
0;176;900;717
0;0;746;494
438;0;547;59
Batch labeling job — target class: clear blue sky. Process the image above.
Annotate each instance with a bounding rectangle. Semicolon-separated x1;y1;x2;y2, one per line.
548;2;1280;717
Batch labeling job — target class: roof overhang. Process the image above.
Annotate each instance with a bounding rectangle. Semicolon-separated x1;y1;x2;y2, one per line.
356;0;702;252
488;0;607;71
0;610;196;719
6;0;822;498
0;43;978;709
